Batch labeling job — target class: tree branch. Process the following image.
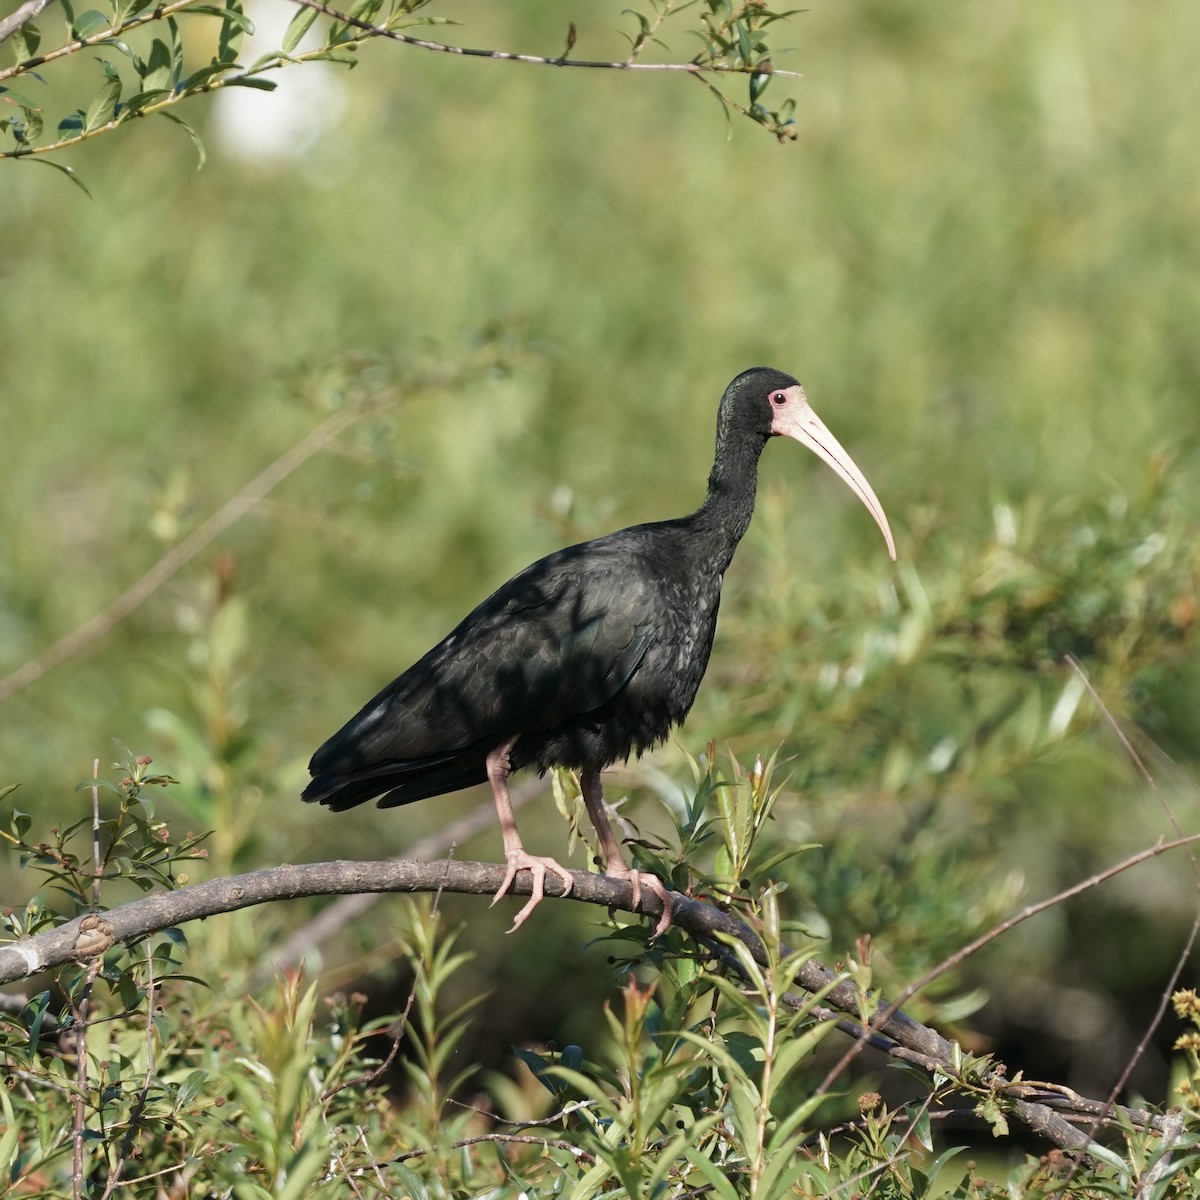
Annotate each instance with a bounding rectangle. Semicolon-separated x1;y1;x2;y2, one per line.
0;0;52;44
0;854;1124;1154
288;0;801;78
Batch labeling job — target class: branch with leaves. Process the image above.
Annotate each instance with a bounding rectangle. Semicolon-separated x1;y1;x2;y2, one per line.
7;841;1193;1153
5;743;1200;1195
0;0;801;178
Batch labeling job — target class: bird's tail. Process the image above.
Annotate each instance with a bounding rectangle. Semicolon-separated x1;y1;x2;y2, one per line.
302;753;490;812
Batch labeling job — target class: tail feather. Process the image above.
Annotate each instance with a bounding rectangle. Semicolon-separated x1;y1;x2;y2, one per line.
302;751;490;813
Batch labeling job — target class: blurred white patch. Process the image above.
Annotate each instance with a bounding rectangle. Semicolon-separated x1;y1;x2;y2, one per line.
1048;671;1086;739
926;735;957;775
211;0;346;163
992;501;1017;548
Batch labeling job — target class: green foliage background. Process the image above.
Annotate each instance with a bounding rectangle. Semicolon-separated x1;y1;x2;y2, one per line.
2;0;1200;1184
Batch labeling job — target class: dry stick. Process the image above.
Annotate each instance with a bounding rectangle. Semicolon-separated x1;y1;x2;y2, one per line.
327;1141;369;1200
815;831;1200;1102
356;1124;390;1193
288;0;800;77
10;854;1193;1152
70;960;100;1200
389;1133;595;1167
90;759;102;908
266;776;545;975
0;401;370;707
1063;655;1200;1183
99;942;157;1200
70;760;103;1199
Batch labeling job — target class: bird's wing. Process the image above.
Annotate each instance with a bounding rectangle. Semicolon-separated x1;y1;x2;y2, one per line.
308;546;657;776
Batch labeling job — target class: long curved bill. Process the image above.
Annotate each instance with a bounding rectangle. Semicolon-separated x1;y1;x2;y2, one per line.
772;385;897;561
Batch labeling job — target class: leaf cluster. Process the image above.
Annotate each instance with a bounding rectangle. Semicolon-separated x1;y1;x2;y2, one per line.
0;0;804;176
4;754;1200;1197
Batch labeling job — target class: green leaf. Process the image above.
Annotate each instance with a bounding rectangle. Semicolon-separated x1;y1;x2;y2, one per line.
84;68;121;131
282;4;319;53
139;38;172;89
15;103;43;142
17;156;93;196
24;990;52;1050
71;9;110;38
180;61;232;91
682;1145;741;1200
0;86;42;109
160;110;206;168
218;0;248;63
222;76;277;91
167;15;183;84
123;87;171;114
386;1165;430;1200
11;21;41;60
0;1085;20;1177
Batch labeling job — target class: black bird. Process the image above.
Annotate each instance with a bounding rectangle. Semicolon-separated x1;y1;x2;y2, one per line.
303;368;895;933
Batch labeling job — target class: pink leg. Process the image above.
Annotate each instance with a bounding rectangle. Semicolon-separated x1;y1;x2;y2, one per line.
487;738;574;932
580;769;674;938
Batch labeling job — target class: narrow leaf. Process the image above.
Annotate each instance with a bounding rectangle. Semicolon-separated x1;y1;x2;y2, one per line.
162;106;210;166
84;70;121;131
139;38;171;88
71;9;110;38
221;75;277;91
167;15;183;84
218;0;248;63
18;157;93;197
282;4;319;53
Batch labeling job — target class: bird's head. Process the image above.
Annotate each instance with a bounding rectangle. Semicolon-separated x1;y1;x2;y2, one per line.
721;366;897;561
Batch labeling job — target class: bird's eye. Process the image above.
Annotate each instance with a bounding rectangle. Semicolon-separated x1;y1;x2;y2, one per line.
769;390;787;406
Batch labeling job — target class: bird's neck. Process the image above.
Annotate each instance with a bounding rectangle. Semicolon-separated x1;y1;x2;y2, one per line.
690;432;766;571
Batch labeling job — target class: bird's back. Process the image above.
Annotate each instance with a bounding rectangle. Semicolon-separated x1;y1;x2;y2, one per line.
303;521;716;810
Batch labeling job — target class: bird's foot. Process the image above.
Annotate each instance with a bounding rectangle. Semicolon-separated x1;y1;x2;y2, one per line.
604;865;675;939
491;851;575;933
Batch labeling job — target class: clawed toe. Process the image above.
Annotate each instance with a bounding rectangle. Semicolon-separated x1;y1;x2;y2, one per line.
492;851;574;933
605;866;675;939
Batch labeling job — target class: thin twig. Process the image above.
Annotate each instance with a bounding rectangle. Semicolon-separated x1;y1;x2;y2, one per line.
1062;655;1200;1181
817;831;1200;1096
0;0;52;43
288;0;801;77
326;1136;369;1200
99;942;157;1200
90;758;102;909
1066;654;1198;866
70;960;100;1200
356;1125;389;1192
0;400;371;706
388;1132;594;1166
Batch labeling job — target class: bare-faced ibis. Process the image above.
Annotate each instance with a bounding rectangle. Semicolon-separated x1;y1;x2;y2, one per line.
303;368;895;934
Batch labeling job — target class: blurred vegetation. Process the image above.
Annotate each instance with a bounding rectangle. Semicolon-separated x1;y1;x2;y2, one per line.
2;0;1200;1192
